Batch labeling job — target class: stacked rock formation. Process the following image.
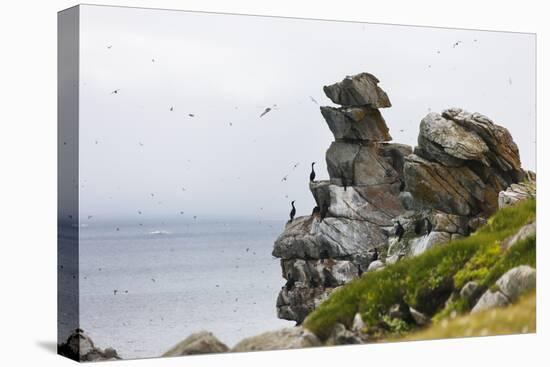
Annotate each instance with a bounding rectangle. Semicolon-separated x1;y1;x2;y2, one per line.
388;108;529;262
272;72;530;325
273;73;411;324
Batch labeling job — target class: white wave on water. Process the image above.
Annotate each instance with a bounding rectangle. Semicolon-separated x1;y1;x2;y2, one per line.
148;230;171;235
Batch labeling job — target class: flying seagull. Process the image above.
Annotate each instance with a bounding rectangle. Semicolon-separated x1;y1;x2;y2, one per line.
309;96;318;104
170;106;174;111
107;45;112;49
259;107;272;118
188;113;195;117
111;89;120;94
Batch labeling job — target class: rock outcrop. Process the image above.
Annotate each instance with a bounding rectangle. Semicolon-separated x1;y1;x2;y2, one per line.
232;327;321;352
163;331;229;357
274;72;409;324
58;329;121;362
472;265;536;313
272;72;530;325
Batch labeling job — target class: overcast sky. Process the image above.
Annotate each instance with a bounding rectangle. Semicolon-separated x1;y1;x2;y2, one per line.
77;5;536;222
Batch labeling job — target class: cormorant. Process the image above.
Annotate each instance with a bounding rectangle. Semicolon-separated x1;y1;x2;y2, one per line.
414;219;424;235
395;221;405;242
310;162;316;182
425;217;433;235
289;201;296;222
399;178;406;192
285;273;295;291
341;177;348;191
371;248;379;261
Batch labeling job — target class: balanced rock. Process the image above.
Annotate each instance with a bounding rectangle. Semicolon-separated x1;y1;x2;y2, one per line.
323;72;391;108
320;106;391;141
163;331;229;357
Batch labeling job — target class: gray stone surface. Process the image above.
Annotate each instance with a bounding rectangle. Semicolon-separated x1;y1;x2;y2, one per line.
320;106;391;141
163;331;229;357
495;265;536;302
273;216;388;260
323;72;391;108
232;327;321;352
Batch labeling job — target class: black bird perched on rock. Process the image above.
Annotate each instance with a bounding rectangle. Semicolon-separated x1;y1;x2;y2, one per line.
311;206;320;216
320;249;330;264
414;219;424;235
399;178;406;192
425;217;433;235
285;273;295;291
395;221;405;242
289;201;296;223
310;162;316;182
371;247;379;261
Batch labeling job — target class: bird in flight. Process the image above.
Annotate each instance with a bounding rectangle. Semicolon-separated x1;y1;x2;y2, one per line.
170;106;174;111
452;41;462;48
111;89;120;94
260;107;272;118
309;96;318;104
139;142;144;146
188;113;195;117
107;45;112;49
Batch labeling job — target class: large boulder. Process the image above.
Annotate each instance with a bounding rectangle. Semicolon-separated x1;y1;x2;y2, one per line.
320;106;391;142
472;265;536;313
326;141;400;186
498;180;536;209
58;329;121;362
163;331;229;357
323;72;391;108
404;108;525;217
495;265;536;302
309;181;405;226
404;154;486;216
232;327;321;352
272;216;388;260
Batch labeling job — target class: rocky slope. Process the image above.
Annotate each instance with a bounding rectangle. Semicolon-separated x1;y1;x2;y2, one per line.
272;72;533;325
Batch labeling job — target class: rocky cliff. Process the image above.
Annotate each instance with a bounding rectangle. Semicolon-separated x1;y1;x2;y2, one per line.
272;72;531;324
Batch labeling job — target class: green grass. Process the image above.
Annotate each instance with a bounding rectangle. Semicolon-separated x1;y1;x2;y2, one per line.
303;199;536;340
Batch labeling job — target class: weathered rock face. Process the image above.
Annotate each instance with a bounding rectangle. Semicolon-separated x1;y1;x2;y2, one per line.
272;72;529;325
404;108;525;217
323;72;391;108
232;327;321;352
320;106;391;141
163;331;229;357
498;172;536;209
472;266;536;313
58;329;121;362
273;72;404;324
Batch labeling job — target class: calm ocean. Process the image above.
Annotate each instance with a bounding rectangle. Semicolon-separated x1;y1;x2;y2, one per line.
73;219;292;359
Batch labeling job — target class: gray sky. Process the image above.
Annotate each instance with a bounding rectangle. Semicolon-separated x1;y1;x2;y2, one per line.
78;5;536;221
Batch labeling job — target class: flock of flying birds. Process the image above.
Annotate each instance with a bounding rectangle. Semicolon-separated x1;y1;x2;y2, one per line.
69;37;521;297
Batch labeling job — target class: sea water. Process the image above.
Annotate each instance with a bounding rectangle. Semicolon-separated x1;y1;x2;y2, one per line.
72;219;292;359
